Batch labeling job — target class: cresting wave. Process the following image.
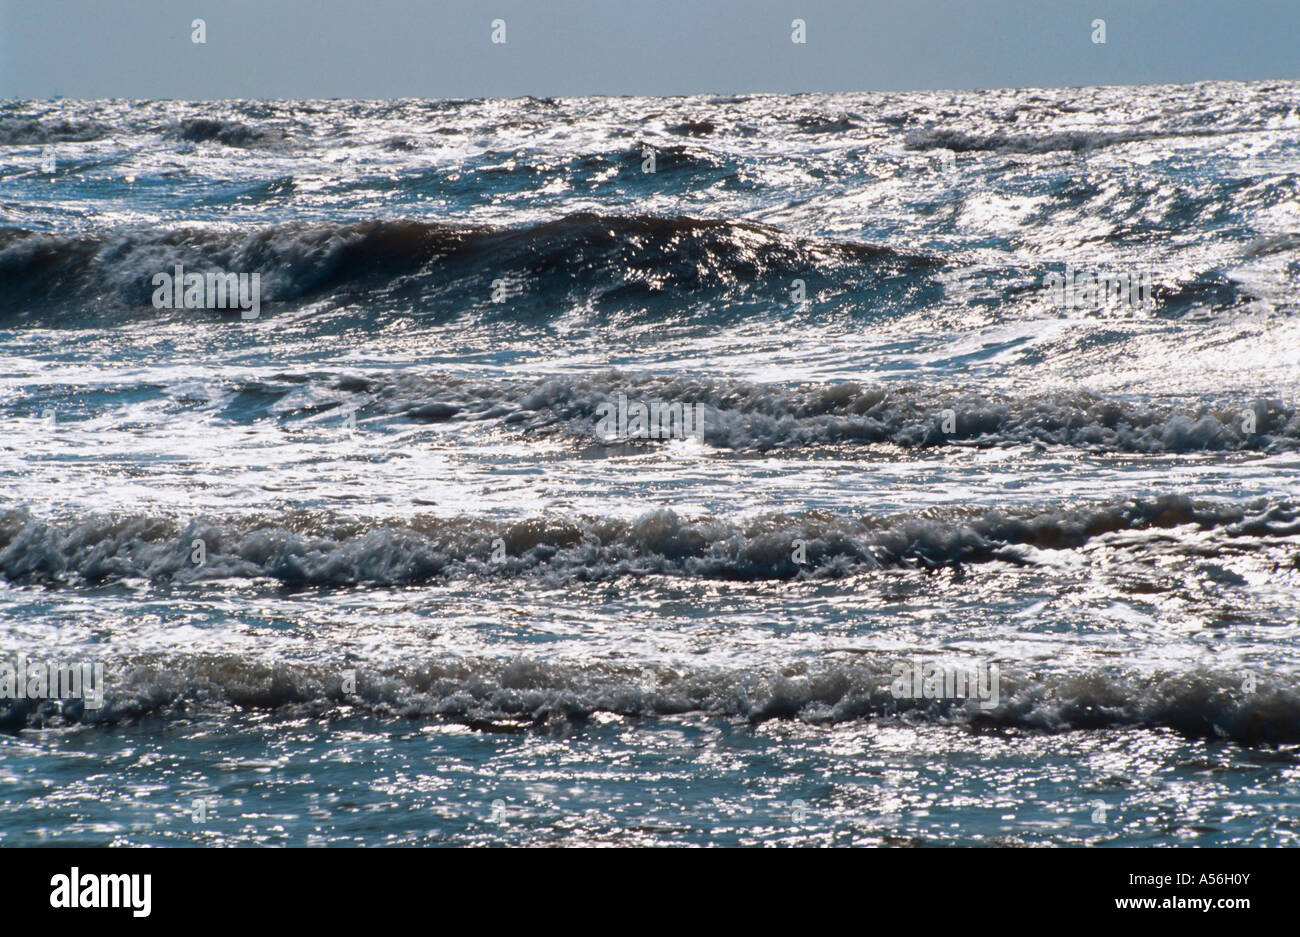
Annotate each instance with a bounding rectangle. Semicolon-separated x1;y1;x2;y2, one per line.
1;495;1296;588
164;117;286;148
903;125;1250;155
0;113;296;148
311;371;1300;454
0;215;938;319
4;653;1297;746
0;117;108;145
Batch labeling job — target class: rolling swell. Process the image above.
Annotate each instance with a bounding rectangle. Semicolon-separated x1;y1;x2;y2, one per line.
0;495;1294;588
0;215;941;321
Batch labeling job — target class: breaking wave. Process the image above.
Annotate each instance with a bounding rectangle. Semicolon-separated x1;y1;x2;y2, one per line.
0;117;107;144
6;653;1298;746
164;117;285;148
264;370;1300;454
903;125;1242;155
0;214;940;320
1;495;1296;588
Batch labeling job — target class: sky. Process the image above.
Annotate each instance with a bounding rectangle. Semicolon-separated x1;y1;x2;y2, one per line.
1;0;1297;100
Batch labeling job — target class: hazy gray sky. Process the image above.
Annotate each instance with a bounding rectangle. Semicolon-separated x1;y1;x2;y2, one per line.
2;0;1296;99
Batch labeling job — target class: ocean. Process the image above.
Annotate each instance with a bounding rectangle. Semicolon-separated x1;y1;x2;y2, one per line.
1;82;1299;846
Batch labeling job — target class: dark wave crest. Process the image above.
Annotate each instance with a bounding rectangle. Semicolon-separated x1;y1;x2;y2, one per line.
164;117;285;148
0;117;107;144
0;214;941;321
904;125;1240;155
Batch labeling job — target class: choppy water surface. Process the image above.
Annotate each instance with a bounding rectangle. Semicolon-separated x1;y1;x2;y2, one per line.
1;83;1299;846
